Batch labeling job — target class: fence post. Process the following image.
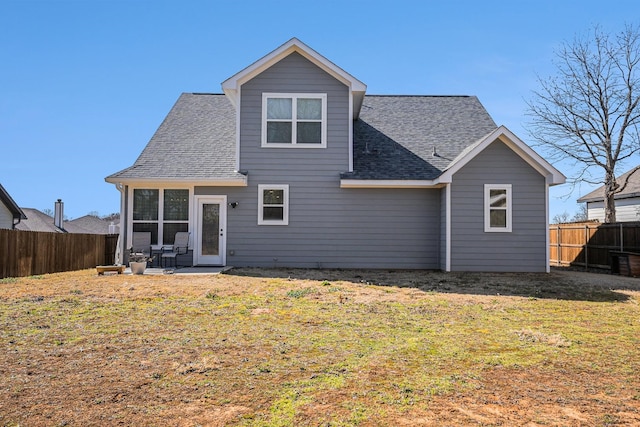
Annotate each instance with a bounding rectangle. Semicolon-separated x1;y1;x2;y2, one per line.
584;224;588;271
620;223;624;252
557;225;561;266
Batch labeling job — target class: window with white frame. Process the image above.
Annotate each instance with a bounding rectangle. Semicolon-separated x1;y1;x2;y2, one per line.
484;184;512;232
262;93;327;147
258;184;289;225
132;188;190;244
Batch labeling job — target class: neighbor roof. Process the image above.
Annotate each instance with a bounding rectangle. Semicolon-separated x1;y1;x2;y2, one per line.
15;209;119;234
578;167;640;203
15;208;61;232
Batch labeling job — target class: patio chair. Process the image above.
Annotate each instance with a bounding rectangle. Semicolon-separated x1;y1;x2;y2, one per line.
161;231;190;268
131;231;151;258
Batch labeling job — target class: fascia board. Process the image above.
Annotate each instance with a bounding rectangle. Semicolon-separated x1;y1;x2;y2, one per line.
104;177;248;187
440;125;566;186
222;38;367;112
340;179;443;189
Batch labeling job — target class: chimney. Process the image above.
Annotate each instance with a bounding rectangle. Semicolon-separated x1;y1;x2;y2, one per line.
54;199;64;229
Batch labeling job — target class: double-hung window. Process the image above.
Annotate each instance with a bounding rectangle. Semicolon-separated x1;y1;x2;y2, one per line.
262;93;327;147
258;184;289;225
132;188;190;244
484;184;512;232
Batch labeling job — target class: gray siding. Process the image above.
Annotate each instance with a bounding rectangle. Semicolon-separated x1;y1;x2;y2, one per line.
587;198;640;222
0;202;13;229
450;140;547;272
439;187;447;270
239;52;350;174
197;186;440;269
196;52;441;268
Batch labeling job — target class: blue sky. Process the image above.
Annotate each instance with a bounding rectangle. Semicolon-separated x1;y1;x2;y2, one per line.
1;0;638;219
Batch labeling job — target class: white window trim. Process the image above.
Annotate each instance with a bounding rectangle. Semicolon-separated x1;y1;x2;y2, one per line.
261;93;327;148
484;184;512;232
258;184;289;225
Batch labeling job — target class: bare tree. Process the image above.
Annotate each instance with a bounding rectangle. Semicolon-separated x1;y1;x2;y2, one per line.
571;203;589;222
527;25;640;223
552;211;571;224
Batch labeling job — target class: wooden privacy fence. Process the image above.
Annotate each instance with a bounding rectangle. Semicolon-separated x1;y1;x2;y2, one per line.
549;221;640;269
0;229;119;279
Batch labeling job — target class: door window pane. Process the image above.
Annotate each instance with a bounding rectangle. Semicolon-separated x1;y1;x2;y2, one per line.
201;204;220;256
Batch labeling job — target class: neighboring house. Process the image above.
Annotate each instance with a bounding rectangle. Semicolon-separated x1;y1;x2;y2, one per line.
0;183;27;229
106;38;565;272
15;208;62;233
577;167;640;222
16;204;119;234
65;215;120;234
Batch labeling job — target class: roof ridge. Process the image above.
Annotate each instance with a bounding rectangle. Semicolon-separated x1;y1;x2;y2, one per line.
364;94;472;98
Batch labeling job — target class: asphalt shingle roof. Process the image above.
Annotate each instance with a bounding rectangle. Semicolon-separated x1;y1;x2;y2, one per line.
107;93;498;182
346;95;497;180
107;93;242;182
578;167;640;202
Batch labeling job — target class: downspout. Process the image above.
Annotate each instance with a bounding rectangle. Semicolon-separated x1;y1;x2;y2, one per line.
115;183;126;265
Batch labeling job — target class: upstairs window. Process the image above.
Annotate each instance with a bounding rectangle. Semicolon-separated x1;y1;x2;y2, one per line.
484;184;512;232
262;93;327;148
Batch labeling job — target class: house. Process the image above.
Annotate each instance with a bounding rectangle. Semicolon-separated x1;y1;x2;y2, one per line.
106;38;565;272
0;183;26;229
577;167;640;222
16;200;119;234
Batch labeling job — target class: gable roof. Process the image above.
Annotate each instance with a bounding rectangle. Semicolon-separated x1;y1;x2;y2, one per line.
578;167;640;203
222;38;367;119
439;125;565;185
108;93;565;186
0;183;26;221
106;93;247;185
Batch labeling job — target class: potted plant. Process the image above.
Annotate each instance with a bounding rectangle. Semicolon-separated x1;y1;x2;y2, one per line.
128;249;154;275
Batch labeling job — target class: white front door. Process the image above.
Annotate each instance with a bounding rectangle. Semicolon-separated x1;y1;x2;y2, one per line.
194;196;226;266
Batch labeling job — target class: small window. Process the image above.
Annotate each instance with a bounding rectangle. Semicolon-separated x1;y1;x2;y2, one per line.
262;93;327;148
258;184;289;225
484;184;512;232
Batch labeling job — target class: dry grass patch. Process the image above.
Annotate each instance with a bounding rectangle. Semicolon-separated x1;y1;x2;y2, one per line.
0;267;639;426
